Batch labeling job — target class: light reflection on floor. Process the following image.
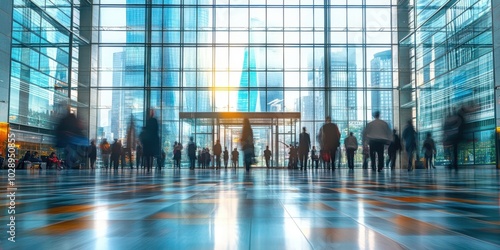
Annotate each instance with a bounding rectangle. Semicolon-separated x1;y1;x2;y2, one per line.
0;167;499;249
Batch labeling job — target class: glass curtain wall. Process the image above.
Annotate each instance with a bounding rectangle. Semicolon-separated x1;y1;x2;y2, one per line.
9;0;87;155
95;0;397;166
402;0;495;165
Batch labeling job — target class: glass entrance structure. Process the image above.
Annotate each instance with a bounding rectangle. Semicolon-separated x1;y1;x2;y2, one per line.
180;111;300;167
2;0;498;168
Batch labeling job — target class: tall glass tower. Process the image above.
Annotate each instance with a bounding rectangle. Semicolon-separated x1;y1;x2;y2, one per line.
237;48;259;112
371;50;393;127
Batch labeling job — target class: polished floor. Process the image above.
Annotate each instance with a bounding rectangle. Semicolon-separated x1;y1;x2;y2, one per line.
0;167;499;250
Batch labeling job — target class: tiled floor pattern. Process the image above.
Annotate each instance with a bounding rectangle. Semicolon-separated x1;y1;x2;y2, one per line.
0;167;499;250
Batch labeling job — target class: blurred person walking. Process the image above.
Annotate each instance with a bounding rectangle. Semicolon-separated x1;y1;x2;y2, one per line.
264;146;272;168
241;118;255;172
141;109;160;171
402;120;417;171
55;107;87;169
319;116;341;171
111;139;122;169
88;140;97;169
344;132;358;170
310;146;319;169
223;146;229;169
443;107;466;170
363;111;392;172
188;137;197;170
213;139;222;169
198;149;203;168
423;133;436;169
232;148;239;168
100;138;111;169
299;127;311;170
387;129;401;170
125;116;136;168
136;141;143;168
173;141;183;168
362;145;370;169
203;148;211;168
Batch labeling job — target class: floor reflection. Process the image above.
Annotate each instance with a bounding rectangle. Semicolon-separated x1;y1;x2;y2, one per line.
1;167;499;249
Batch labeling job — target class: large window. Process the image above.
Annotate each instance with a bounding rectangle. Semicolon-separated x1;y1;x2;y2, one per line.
94;1;398;161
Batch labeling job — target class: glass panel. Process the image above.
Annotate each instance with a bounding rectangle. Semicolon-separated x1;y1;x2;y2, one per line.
474;130;496;164
230;31;249;44
214;90;229;112
266;90;284;111
284;8;300;29
266;71;283;87
198;71;212;87
183;72;196;87
215;47;229;70
267;8;283;28
229;47;246;71
230;8;248;29
300;8;314;28
459;133;475;165
366;8;391;30
366;32;392;44
331;8;347;29
267;47;283;69
284;31;300;44
347;8;362;29
268;31;284;44
284;90;300;112
228;90;240;111
197;91;212;112
284;47;300;70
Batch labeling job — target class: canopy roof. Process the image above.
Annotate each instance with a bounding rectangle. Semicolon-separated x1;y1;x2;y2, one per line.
179;112;301;126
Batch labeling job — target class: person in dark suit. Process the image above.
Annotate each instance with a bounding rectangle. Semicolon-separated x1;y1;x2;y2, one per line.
443;107;466;170
213;139;222;169
319;116;341;170
423;133;436;169
187;137;197;170
241;118;254;172
387;129;401;170
141;109;160;171
88;140;97;169
403;120;417;171
136;141;143;168
298;127;311;170
223;146;229;169
111;139;122;169
263;146;272;168
231;148;239;168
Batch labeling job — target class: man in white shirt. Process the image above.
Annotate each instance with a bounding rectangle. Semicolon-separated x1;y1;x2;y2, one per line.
344;132;358;169
363;111;392;172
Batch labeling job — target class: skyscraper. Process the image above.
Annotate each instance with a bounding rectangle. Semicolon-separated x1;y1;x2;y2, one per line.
370;50;392;127
328;49;358;122
238;47;259;112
